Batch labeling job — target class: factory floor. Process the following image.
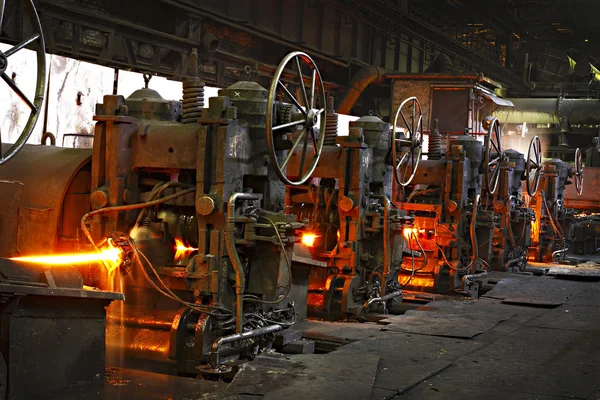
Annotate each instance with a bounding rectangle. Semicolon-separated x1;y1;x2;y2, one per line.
51;265;600;400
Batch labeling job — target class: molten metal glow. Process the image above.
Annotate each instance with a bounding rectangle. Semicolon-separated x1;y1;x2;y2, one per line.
398;275;434;288
301;233;318;248
10;241;124;275
174;238;197;260
403;227;418;240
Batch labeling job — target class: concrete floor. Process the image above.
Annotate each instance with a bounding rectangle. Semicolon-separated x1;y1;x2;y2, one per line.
50;267;600;400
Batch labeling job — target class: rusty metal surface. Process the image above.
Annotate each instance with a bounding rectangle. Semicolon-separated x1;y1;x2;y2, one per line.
0;144;92;256
131;123;202;170
0;181;23;256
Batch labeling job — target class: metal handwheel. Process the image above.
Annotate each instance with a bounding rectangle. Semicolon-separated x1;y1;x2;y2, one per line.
0;0;46;165
574;147;584;196
265;51;326;186
526;136;542;196
483;117;504;195
392;96;423;186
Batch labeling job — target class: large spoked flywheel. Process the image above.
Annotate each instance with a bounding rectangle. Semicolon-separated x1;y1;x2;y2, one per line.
483;117;504;194
0;0;46;165
574;147;584;196
266;51;326;186
391;96;423;186
526;136;542;196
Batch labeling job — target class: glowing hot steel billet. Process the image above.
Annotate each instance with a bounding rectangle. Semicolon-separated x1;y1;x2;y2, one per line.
10;242;124;274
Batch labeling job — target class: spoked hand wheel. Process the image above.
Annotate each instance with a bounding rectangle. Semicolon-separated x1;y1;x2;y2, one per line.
266;51;326;186
574;147;584;196
526;136;542;196
0;0;46;165
391;97;423;186
483;117;504;194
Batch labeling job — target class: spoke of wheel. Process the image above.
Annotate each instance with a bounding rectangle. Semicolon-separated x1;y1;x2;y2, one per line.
295;57;309;109
310;69;316;109
273;119;304;131
2;72;36;110
490;167;500;189
278;81;307;116
5;34;41;57
308;127;317;156
396;152;408;170
400;111;413;136
491;139;500;154
315;108;324;116
281;129;307;170
488;157;500;167
298;127;310;178
412;99;417;135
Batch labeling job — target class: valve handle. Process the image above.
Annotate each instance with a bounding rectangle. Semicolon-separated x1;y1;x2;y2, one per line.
0;0;46;165
265;51;326;186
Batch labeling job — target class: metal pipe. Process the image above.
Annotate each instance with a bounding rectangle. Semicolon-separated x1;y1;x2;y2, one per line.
337;65;386;114
552;247;568;259
209;324;282;370
461;271;488;290
225;192;260;333
505;257;522;269
495;98;600;126
361;290;402;314
371;194;391;296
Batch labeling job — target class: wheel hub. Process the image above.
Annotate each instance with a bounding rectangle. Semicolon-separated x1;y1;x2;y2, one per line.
306;109;318;128
0;51;7;74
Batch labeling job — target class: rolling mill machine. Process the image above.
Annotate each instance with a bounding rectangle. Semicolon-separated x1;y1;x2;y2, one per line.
390;96;490;296
476;122;540;272
0;49;337;376
284;102;409;320
563;139;600;258
388;73;520;295
387;74;549;294
528;148;584;262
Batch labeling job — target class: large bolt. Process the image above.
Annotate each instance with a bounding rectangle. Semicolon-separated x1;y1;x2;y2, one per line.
90;190;109;210
196;195;215;216
339;196;355;212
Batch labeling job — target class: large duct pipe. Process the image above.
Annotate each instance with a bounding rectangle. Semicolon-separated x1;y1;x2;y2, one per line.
337;65;386;115
494;98;600;126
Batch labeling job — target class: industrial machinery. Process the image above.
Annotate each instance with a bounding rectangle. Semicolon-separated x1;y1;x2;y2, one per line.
528;148;584;262
564;139;600;257
390;96;489;296
285;100;407;319
0;50;360;377
477;126;540;272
